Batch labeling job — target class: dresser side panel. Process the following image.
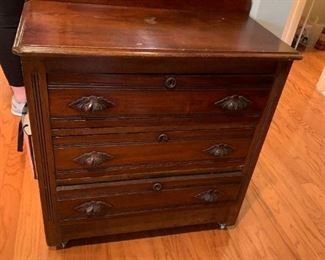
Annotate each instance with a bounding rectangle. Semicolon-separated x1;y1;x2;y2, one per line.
21;58;61;246
227;60;294;224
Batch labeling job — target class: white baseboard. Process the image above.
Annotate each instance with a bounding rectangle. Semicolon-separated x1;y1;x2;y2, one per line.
317;67;325;96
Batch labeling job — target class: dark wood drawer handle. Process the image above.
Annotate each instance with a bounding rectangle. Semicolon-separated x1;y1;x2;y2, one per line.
205;144;233;157
73;151;113;167
157;133;169;143
214;95;251;111
153;182;163;192
75;200;112;217
165;77;177;89
69;96;115;113
195;189;222;203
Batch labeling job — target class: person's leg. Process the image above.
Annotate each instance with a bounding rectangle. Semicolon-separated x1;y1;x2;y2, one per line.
0;28;26;115
0;0;26;115
0;29;25;88
1;2;34;176
0;28;24;83
11;86;26;102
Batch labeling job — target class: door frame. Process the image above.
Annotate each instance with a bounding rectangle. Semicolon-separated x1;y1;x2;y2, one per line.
282;0;307;45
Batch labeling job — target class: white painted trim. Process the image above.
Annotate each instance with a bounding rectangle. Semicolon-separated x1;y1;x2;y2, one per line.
317;67;325;96
282;0;307;45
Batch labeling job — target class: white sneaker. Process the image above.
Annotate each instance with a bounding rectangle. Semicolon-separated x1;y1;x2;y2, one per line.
22;111;31;135
11;96;26;116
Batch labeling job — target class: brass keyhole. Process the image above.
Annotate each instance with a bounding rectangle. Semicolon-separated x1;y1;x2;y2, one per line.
157;133;169;143
153;183;163;192
165;77;177;89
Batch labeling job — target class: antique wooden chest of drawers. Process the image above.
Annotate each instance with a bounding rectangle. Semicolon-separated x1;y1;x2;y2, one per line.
14;0;301;248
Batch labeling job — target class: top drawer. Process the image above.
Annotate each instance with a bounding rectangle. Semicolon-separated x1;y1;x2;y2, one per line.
48;74;274;90
48;74;273;120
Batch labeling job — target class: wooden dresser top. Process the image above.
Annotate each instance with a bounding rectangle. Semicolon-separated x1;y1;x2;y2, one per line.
30;0;253;12
14;1;301;59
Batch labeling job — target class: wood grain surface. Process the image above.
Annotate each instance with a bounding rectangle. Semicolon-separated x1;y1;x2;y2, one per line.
32;0;252;13
13;1;300;59
0;51;324;259
48;87;269;117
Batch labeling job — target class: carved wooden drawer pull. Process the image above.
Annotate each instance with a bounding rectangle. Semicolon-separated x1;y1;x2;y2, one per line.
215;95;251;111
205;144;233;157
73;151;113;167
75;200;112;217
195;189;223;203
157;133;169;143
69;95;115;113
165;76;177;89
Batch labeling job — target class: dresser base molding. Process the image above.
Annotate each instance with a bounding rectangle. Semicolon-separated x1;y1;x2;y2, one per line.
54;204;235;246
54;222;231;249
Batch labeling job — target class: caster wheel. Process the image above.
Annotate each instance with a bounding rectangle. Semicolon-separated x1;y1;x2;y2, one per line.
218;223;227;230
56;241;68;249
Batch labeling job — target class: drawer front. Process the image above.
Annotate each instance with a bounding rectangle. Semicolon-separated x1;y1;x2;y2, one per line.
56;173;242;222
48;74;274;89
54;136;252;172
54;127;253;183
50;112;261;129
59;204;234;241
53;126;255;146
48;88;270;118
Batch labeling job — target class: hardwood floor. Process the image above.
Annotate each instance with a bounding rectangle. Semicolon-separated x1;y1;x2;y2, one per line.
0;51;324;260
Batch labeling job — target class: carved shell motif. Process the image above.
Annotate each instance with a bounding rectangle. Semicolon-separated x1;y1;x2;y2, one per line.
215;95;251;111
69;96;115;113
195;189;223;203
73;151;113;167
75;200;112;217
205;144;233;157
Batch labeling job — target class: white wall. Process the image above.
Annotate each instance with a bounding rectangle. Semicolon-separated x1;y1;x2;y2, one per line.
250;0;294;39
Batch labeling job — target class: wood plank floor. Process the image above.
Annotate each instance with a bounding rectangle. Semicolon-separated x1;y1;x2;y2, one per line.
0;51;324;260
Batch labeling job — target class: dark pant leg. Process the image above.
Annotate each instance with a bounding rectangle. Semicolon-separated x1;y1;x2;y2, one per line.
0;0;25;86
0;27;24;86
